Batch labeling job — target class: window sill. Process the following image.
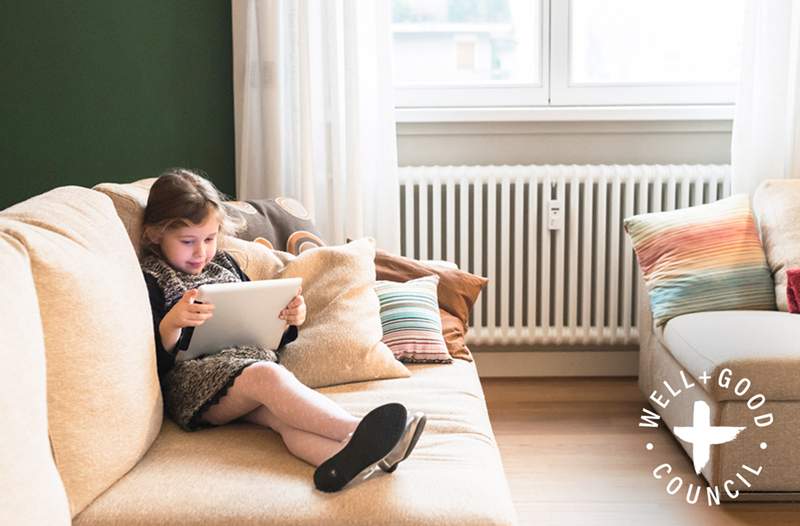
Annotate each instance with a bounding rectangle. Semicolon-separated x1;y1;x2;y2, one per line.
395;105;735;123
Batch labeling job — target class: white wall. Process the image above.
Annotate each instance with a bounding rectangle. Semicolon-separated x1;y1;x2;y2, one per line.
397;120;732;166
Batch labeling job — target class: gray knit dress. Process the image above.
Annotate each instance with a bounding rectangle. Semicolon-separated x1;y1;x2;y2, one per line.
142;251;297;431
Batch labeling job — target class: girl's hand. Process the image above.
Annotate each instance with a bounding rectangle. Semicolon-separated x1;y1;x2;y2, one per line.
280;288;306;327
164;289;216;330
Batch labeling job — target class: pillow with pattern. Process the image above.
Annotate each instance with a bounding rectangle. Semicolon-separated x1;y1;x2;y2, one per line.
624;194;775;326
225;197;325;255
374;276;452;364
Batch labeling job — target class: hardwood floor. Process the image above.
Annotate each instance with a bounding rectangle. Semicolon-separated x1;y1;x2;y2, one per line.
481;377;800;526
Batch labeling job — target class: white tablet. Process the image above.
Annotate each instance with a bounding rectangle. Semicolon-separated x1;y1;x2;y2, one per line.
175;277;302;362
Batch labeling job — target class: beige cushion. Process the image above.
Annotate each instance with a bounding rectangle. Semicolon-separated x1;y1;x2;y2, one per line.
277;238;411;387
93;178;155;256
0;187;163;517
753;179;800;311
662;310;800;401
0;233;71;526
74;361;517;525
220;235;287;280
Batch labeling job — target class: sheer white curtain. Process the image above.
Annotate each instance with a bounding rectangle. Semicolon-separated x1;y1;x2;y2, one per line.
232;0;400;253
732;0;800;194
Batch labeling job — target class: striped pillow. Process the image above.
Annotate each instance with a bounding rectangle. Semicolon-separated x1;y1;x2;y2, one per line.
624;194;775;326
374;276;453;364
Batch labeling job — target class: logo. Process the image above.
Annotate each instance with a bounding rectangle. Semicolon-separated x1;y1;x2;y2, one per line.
638;368;773;506
674;400;745;474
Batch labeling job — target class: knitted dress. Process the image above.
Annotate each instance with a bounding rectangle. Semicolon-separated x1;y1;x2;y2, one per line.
142;251;298;431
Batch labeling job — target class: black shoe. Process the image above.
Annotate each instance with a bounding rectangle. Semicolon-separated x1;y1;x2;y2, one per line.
313;403;407;493
377;412;426;473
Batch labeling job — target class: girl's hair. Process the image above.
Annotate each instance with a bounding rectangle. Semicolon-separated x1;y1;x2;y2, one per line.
141;168;244;254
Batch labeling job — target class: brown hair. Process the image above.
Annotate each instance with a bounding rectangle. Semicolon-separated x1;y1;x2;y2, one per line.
141;168;243;255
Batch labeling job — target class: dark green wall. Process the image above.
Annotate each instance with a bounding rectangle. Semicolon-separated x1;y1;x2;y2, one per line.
0;1;235;210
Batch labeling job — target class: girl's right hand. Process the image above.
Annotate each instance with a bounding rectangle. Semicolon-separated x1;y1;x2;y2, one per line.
164;289;215;330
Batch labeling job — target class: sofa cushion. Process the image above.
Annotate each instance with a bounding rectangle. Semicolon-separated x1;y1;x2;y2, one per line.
375;276;453;364
624;194;776;326
752;179;800;311
93;178;155;256
374;249;487;361
374;248;488;327
0;187;163;517
662;310;800;401
225;196;326;254
0;233;71;526
73;360;517;526
276;238;411;388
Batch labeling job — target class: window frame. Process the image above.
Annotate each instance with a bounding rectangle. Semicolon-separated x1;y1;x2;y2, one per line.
393;0;550;108
393;0;741;109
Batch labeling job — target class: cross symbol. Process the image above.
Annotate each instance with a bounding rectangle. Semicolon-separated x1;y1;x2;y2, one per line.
673;400;746;474
699;370;712;384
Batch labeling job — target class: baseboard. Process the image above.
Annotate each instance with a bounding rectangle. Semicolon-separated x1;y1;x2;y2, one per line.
472;350;639;377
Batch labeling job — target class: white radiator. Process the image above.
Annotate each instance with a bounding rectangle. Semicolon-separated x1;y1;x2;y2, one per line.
398;164;731;346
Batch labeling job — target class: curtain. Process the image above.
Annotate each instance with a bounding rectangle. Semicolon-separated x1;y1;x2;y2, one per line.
731;0;800;194
232;0;400;253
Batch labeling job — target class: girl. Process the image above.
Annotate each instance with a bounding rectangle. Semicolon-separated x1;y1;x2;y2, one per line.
140;168;426;492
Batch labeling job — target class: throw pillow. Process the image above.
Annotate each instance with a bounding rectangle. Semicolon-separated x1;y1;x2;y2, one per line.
624;194;776;326
374;248;488;326
224;197;326;254
373;248;487;360
275;238;411;388
439;309;473;362
752;179;800;311
374;276;453;364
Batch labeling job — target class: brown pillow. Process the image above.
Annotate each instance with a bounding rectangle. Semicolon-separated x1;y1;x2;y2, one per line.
439;309;474;362
374;249;488;326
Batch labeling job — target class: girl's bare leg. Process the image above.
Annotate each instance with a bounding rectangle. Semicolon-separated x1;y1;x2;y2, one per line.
200;362;359;441
241;405;347;466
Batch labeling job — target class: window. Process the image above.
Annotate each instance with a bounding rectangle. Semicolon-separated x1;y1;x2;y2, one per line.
392;0;745;108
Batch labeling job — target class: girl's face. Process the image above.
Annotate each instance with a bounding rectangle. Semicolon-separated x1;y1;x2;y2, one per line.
157;214;220;275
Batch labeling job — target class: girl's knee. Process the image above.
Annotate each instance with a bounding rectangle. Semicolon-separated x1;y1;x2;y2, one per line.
242;361;294;387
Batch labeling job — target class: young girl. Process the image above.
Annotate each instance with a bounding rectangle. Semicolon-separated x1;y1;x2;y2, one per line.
140;168;426;492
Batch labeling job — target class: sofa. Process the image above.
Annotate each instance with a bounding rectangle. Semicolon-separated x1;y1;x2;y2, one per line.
635;179;800;500
0;184;518;525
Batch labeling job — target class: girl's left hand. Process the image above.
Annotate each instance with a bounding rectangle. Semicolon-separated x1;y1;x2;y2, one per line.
280;288;306;327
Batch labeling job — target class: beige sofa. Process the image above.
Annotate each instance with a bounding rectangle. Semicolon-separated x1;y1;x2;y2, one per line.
0;185;517;525
637;179;800;500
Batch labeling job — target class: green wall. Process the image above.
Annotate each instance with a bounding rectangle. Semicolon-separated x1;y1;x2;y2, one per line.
0;1;235;210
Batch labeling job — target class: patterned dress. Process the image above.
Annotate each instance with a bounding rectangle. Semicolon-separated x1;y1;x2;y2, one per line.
142;251;298;431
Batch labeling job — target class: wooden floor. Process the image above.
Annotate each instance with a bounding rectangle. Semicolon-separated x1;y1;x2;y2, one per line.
481;377;800;526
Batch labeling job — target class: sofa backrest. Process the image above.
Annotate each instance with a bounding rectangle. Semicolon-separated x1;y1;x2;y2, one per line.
0;231;71;526
94;178;155;256
753;179;800;311
0;187;162;517
94;179;289;279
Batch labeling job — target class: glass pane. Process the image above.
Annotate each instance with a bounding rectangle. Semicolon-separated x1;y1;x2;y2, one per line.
391;0;541;84
570;0;745;84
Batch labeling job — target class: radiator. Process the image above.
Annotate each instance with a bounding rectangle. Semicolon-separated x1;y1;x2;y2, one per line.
398;164;731;346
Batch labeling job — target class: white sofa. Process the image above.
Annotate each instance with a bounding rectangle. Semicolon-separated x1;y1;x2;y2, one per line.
0;184;518;525
637;180;800;499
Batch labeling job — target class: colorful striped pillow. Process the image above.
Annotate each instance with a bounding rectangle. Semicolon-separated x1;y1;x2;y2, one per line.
624;194;776;326
374;276;453;364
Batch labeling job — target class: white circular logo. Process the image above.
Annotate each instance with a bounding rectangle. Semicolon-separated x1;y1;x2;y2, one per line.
639;367;773;506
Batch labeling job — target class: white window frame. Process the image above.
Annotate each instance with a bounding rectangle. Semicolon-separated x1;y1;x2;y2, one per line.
393;0;550;108
394;0;740;109
549;0;739;105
